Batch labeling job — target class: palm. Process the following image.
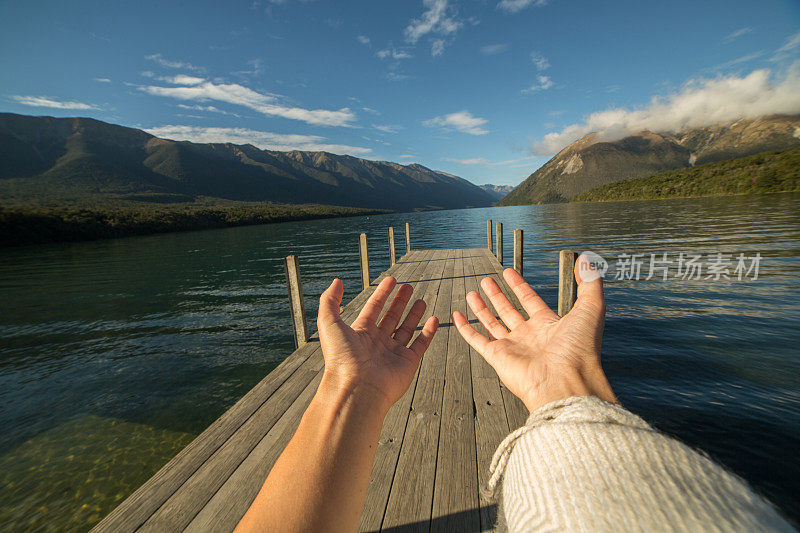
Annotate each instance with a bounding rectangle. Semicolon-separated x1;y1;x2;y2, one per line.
317;277;438;408
453;263;614;412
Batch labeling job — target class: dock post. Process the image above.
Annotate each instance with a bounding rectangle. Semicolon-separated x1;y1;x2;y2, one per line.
514;229;523;275
388;226;396;265
283;255;308;348
558;250;578;316
405;222;411;253
359;233;370;290
487;219;493;251
496;222;503;265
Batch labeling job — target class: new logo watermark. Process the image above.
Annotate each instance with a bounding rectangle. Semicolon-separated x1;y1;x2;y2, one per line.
575;251;761;281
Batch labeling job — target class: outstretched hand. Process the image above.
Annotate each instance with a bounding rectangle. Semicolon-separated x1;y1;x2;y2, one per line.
317;276;439;413
453;255;617;413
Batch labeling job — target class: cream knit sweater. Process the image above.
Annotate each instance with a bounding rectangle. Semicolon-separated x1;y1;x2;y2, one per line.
490;396;793;532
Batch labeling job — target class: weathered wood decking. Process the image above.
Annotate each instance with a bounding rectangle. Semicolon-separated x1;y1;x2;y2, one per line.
93;247;532;533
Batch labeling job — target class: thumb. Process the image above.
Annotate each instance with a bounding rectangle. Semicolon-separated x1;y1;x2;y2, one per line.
574;254;606;314
318;278;344;328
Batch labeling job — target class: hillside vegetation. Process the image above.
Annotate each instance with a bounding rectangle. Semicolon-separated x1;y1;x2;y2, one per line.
0;200;385;247
499;115;800;205
572;146;800;202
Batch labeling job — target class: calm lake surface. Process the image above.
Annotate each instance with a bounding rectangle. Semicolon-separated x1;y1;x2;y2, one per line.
1;193;799;530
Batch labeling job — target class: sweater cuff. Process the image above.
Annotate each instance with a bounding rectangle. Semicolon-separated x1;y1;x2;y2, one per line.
485;396;651;499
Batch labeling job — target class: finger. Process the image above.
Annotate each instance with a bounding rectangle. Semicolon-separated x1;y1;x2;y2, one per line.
574;254;606;313
317;278;344;328
409;316;439;358
378;283;413;334
466;291;508;340
356;276;397;325
452;311;490;355
503;268;556;320
479;277;526;329
393;298;427;346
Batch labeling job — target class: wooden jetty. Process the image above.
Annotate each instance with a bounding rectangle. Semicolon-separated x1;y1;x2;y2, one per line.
93;221;578;533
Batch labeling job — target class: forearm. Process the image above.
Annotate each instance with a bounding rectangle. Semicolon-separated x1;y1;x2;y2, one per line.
236;373;388;533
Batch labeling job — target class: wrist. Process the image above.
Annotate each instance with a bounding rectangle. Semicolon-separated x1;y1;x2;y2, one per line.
520;363;616;413
317;371;392;421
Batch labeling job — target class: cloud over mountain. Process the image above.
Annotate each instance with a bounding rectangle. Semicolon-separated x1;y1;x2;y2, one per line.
531;68;800;156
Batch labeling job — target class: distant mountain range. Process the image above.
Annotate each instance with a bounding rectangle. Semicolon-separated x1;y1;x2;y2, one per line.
0;113;495;211
479;184;515;199
499;115;800;205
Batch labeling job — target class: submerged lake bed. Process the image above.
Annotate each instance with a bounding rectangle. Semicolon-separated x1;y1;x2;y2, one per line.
1;193;799;530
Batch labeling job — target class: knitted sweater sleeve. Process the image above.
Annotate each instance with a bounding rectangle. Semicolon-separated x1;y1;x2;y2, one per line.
491;396;793;532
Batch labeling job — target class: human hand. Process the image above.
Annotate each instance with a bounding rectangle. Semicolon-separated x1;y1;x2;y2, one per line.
317;276;439;414
452;255;617;413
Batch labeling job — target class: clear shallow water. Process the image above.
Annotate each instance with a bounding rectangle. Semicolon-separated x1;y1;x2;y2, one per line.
1;193;799;530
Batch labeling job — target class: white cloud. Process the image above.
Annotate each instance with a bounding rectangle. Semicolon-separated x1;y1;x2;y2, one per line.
362;106;380;115
530;50;550;70
144;125;373;155
497;0;548;13
442;157;490;165
377;48;412;60
139;79;356;127
405;0;461;43
10;95;98;110
723;27;752;44
480;43;508;55
431;39;445;57
423;110;488;135
160;74;206;85
94;77;112;83
398;154;417;159
358;35;370;45
772;31;800;62
386;72;410;81
373;124;401;133
530;68;800;156
176;104;239;116
713;51;766;70
145;53;204;72
522;75;553;93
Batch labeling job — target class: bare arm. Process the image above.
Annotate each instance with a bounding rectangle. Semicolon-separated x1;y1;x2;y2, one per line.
236;276;438;533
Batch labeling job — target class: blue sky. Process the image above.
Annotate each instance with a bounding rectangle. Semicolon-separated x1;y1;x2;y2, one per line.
1;0;799;186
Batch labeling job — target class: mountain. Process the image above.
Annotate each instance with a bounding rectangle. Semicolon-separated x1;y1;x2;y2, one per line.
0;113;495;211
499;115;800;205
479;184;515;200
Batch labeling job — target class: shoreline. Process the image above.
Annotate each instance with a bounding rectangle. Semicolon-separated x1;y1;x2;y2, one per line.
0;203;391;248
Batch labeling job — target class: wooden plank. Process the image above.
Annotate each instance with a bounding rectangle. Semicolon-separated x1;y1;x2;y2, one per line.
486;219;492;251
388;226;396;266
360;233;370;291
93;254;420;533
495;222;503;265
558;249;577;317
358;249;449;532
405;222;411;253
431;250;481;532
468;250;513;531
284;255;308;348
381;250;455;531
513;229;523;276
187;251;436;532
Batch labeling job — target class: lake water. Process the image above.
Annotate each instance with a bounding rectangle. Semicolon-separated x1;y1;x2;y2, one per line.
1;193;799;531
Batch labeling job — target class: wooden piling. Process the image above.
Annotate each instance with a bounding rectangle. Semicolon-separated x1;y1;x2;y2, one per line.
486;219;493;251
513;229;523;276
495;222;503;265
283;255;308;348
558;250;578;316
359;233;370;290
405;222;411;253
388;226;396;265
